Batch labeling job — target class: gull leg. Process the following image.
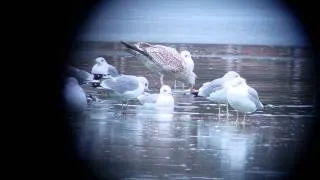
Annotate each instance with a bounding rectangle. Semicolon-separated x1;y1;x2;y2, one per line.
121;102;124;111
174;80;177;89
242;113;246;125
217;104;221;121
121;100;128;114
160;75;164;86
182;82;185;90
226;103;229;118
125;100;129;113
236;111;239;123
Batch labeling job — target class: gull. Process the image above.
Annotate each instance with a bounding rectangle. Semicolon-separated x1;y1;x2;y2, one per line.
137;85;175;111
91;56;119;80
225;76;264;123
63;77;87;113
195;71;241;117
100;74;150;110
88;57;120;87
65;66;103;101
66;66;93;85
121;41;196;90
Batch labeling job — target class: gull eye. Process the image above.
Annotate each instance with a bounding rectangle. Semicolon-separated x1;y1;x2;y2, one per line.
145;83;147;86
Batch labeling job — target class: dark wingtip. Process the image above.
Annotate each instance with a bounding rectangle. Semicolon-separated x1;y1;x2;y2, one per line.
120;41;132;48
120;41;138;51
120;41;152;58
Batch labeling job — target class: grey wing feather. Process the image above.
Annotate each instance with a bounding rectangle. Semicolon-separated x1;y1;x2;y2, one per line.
247;86;263;109
198;78;224;97
108;65;119;77
67;66;93;84
101;75;139;94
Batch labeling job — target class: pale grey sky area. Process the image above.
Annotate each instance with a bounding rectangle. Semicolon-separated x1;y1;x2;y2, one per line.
78;0;308;46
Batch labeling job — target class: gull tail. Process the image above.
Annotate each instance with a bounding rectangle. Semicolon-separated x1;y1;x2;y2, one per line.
191;89;201;97
195;87;206;97
121;41;136;49
120;41;151;58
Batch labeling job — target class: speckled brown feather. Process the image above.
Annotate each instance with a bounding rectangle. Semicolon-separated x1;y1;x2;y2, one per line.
138;44;187;73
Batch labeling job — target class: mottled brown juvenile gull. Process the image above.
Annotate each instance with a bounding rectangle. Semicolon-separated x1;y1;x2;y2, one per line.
121;41;196;89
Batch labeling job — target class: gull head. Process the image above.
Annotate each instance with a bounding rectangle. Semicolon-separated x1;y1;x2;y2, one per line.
223;71;241;81
181;50;194;70
239;77;247;85
180;50;192;59
224;76;246;89
95;57;107;64
137;76;151;92
160;85;172;95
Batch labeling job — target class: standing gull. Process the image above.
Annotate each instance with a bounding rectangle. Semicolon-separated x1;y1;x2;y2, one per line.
195;71;240;117
225;76;264;123
100;74;150;110
121;41;196;89
137;85;175;111
63;77;87;113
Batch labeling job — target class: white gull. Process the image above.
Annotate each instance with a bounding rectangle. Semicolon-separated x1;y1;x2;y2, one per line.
137;85;175;111
225;76;264;123
197;71;241;117
91;57;119;80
